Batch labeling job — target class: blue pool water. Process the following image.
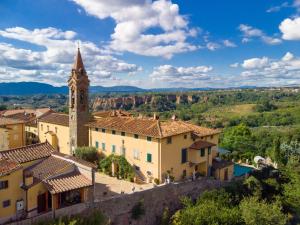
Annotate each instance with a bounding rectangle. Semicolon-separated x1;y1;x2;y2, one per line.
234;164;253;177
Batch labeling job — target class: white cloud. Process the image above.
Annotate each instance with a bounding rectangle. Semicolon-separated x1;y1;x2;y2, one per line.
223;40;237;47
266;2;289;13
282;52;294;61
150;64;213;86
230;63;239;68
72;0;198;58
0;27;142;86
242;57;269;69
279;17;300;40
239;24;282;45
206;42;221;51
238;52;300;84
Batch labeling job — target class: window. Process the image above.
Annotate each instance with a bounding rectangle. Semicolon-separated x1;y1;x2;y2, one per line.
208;147;211;155
95;128;99;132
121;132;125;136
102;128;106;133
133;149;140;160
0;180;8;190
55;127;58;134
112;145;116;153
47;126;49;132
147;136;152;142
134;134;139;139
210;135;213;140
80;90;85;104
112;130;116;135
200;148;205;157
95;141;99;149
102;143;106;151
167;137;172;144
181;149;187;163
2;200;10;208
147;153;152;163
41;124;43;131
184;134;187;139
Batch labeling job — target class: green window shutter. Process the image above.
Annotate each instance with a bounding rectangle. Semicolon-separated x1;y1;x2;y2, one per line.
147;153;152;163
95;141;99;149
200;148;205;157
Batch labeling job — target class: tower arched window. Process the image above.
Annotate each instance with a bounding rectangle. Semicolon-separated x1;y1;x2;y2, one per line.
80;90;85;104
71;89;75;108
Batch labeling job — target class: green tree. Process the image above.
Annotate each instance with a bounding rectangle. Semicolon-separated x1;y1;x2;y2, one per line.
240;197;287;225
74;146;98;163
220;123;255;153
171;190;242;225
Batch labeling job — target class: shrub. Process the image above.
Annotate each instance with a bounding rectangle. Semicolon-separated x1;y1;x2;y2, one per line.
99;155;134;181
131;200;145;220
154;178;160;185
74;146;98;163
35;210;107;225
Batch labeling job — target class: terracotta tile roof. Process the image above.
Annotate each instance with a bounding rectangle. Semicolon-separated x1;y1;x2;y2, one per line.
212;158;234;169
52;152;97;169
0;117;24;126
44;170;92;194
0;158;22;177
189;140;216;150
88;117;219;138
5;112;36;123
24;156;74;183
0;108;52;117
0;142;56;164
39;113;69;127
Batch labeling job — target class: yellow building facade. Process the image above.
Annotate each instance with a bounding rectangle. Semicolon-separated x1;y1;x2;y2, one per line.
88;116;224;183
0;118;25;151
38;113;70;155
0;143;95;224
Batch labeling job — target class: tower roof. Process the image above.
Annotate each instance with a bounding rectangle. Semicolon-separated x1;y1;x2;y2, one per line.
73;48;85;71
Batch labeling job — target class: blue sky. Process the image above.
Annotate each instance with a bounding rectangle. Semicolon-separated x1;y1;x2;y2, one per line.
0;0;300;88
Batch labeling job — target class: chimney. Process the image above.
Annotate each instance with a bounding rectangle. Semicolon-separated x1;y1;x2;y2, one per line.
24;171;33;186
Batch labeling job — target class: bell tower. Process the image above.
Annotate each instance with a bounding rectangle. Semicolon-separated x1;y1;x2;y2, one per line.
68;48;90;155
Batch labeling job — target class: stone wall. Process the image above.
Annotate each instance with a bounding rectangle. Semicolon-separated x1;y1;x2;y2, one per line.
8;178;222;225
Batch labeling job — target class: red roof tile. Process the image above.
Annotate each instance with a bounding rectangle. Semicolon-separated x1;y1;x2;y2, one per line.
0;159;22;177
39;113;69;127
189;140;216;150
0;142;56;164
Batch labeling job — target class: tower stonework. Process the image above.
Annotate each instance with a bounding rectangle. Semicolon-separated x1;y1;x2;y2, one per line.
68;48;90;154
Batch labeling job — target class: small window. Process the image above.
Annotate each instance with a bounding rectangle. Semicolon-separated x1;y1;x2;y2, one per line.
200;148;205;157
102;128;106;133
147;153;152;163
210;135;213;140
184;134;187;139
47;126;49;132
2;200;10;208
55;127;58;134
181;148;187;163
167;137;172;144
133;149;140;160
95;128;99;132
147;136;152;142
112;145;116;153
102;143;106;151
13;134;18;141
208;147;211;155
112;130;116;135
95;141;99;149
121;132;125;136
134;134;139;139
0;180;8;189
41;124;43;131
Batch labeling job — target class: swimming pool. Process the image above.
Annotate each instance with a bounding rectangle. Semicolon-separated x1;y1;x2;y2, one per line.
234;164;253;177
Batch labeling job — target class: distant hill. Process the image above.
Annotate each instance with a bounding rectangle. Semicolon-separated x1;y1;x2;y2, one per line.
0;82;260;95
0;82;145;95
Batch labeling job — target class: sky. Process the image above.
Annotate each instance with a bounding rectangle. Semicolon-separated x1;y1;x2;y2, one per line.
0;0;300;88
